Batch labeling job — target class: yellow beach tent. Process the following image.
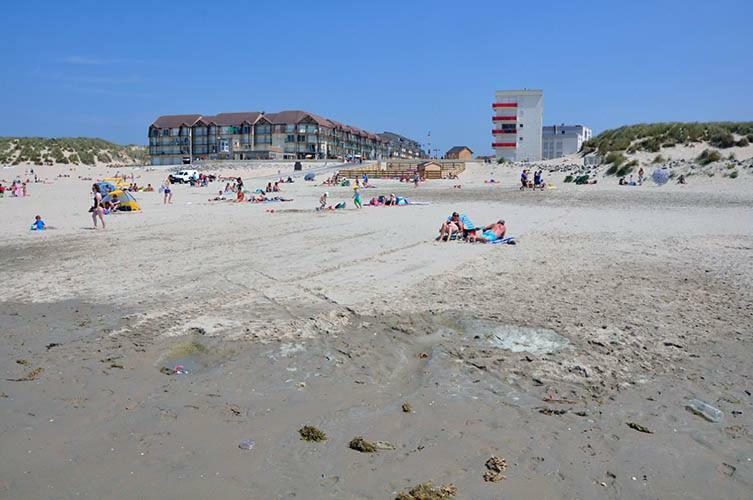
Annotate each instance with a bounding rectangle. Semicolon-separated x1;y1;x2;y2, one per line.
103;177;131;189
103;189;141;211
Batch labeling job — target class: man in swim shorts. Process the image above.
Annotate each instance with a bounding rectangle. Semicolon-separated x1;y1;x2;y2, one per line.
471;220;506;243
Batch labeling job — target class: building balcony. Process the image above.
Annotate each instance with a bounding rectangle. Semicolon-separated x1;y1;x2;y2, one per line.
492;116;517;121
492;129;517;135
492;142;516;148
492;103;517;108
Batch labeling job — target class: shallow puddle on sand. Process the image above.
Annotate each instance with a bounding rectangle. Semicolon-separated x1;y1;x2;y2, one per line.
460;319;569;354
157;340;223;375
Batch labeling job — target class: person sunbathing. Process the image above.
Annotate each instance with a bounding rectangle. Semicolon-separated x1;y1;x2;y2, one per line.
438;212;463;241
236;190;245;202
470;220;506;243
208;190;227;201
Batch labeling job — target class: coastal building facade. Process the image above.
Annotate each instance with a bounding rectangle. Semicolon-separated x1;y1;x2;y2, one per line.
492;89;543;162
377;132;426;159
148;110;396;165
542;124;592;159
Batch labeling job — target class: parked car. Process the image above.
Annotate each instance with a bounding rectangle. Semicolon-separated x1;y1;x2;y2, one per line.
169;170;199;184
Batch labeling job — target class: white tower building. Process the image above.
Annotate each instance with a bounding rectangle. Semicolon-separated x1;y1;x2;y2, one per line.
492;89;543;162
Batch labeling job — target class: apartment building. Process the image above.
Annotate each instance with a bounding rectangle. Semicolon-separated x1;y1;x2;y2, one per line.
148;110;395;165
492;89;543;162
542;124;592;159
377;131;426;159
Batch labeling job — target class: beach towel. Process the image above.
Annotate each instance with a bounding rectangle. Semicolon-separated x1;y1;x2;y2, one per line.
490;236;516;245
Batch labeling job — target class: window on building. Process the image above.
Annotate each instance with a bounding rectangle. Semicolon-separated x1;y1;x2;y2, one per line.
519;137;524;141
286;135;295;143
519;124;523;128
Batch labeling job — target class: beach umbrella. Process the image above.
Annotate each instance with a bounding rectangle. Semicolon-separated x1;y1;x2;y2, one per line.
651;168;670;186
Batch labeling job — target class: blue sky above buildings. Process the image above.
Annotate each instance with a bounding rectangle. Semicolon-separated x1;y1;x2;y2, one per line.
1;0;751;154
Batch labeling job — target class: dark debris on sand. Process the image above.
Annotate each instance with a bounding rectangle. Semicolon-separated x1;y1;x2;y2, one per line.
299;425;327;442
483;455;508;482
396;481;457;499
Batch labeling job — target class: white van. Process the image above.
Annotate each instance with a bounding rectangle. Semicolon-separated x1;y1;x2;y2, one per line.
169;169;199;184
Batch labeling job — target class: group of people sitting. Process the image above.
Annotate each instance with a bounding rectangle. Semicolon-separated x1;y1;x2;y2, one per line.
368;193;410;206
126;183;154;192
321;174;340;186
520;169;547;190
265;182;283;193
438;212;508;243
0;181;28;197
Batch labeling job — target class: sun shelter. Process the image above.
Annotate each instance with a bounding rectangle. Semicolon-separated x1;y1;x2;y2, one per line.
95;181;116;194
103;189;141;211
103;177;130;189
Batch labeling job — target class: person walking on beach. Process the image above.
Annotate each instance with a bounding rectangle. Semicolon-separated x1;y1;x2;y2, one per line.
91;184;106;230
162;177;173;204
638;167;645;185
353;187;362;209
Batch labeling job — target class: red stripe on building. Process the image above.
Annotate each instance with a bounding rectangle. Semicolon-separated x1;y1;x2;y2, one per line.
492;116;516;121
492;103;517;108
492;142;516;147
492;129;516;134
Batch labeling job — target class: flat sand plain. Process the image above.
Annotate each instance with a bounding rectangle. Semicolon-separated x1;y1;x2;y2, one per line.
1;162;752;499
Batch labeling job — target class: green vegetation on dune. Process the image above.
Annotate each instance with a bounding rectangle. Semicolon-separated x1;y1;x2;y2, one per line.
0;137;146;166
584;122;753;156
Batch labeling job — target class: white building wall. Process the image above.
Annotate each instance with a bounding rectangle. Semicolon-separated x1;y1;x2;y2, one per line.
542;125;592;159
493;89;543;162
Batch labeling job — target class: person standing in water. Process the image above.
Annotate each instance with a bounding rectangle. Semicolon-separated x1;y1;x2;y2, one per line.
91;184;105;230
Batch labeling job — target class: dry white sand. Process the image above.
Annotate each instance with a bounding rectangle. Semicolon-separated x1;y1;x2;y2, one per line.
1;161;752;498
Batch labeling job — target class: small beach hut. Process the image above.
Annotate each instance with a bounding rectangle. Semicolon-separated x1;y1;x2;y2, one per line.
103;189;141;211
417;161;442;179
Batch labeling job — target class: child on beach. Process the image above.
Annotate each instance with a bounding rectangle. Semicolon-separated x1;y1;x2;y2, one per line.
162;177;173;204
353;187;362;208
30;215;46;230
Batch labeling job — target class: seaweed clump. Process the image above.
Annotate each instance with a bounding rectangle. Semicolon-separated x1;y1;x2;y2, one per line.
396;481;457;499
299;425;327;442
402;402;413;413
483;455;508;482
349;436;377;453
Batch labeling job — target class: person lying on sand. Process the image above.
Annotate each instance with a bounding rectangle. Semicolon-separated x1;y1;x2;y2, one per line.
469;220;506;243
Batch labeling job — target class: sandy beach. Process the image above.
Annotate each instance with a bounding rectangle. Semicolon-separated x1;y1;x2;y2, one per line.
1;161;752;499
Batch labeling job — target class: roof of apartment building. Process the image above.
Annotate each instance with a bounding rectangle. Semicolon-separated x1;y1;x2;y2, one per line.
379;131;420;145
150;110;389;142
207;112;263;126
446;146;473;154
152;114;203;128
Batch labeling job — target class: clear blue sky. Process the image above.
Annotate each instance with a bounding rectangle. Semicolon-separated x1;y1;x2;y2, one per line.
1;0;751;154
